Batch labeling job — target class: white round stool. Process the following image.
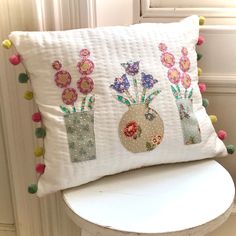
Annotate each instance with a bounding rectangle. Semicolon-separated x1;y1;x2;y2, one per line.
62;160;235;236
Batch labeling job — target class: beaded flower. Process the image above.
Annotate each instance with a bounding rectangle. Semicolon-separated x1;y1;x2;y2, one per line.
110;74;130;93
141;72;158;89
54;70;72;88
77;58;94;75
121;61;140;76
52;60;62;70
181;73;191;89
123;121;138;137
167;68;180;85
77;76;94;95
62;88;78;105
161;52;175;68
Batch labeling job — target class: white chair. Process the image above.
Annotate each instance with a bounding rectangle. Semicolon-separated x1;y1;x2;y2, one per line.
62;159;235;236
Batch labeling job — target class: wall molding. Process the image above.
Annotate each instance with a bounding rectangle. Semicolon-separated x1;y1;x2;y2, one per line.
201;75;236;94
0;224;15;232
140;0;236;24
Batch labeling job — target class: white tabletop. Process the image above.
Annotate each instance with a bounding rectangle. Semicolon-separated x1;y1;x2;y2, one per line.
62;160;235;236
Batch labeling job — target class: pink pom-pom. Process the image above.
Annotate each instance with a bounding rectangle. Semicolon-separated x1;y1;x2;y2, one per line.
217;130;227;140
197;35;205;45
9;54;21;65
198;83;206;93
35;163;46;174
32;112;42;122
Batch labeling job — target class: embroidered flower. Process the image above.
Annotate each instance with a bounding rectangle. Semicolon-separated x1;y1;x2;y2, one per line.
141;72;157;89
152;135;162;145
121;61;140;76
181;47;188;56
181;73;191;89
80;49;90;58
159;43;167;52
167;67;180;85
77;76;94;95
145;108;157;121
54;70;72;88
77;59;94;75
179;57;190;72
52;60;62;70
62;88;78;105
110;74;130;93
161;52;175;68
124;121;138;137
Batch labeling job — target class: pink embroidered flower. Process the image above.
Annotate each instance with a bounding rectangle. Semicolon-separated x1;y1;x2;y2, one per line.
80;49;90;58
77;76;94;95
159;43;167;52
179;57;190;72
161;52;175;68
52;60;62;70
152;135;162;145
77;59;94;75
62;88;78;105
181;73;191;89
124;121;138;138
54;70;72;88
181;47;188;56
167;68;180;84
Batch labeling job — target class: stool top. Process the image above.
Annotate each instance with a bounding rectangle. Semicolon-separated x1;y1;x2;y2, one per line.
62;160;235;236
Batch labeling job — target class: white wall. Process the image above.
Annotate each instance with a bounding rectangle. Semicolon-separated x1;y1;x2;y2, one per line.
96;0;134;26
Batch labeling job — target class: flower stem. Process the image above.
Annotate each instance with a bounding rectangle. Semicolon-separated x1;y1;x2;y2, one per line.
141;88;146;103
133;76;139;103
88;95;95;110
184;89;188;98
124;90;136;104
81;96;87;111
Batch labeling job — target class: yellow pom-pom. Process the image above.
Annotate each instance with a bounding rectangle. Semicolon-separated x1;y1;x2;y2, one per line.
209;115;217;123
2;39;12;49
198;67;202;76
24;91;33;100
34;147;44;157
199;16;206;26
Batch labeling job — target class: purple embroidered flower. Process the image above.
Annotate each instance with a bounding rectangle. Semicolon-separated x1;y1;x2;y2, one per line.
110;74;130;93
121;61;140;76
141;72;157;89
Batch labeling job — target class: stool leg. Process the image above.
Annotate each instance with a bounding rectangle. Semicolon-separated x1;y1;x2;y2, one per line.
81;229;94;236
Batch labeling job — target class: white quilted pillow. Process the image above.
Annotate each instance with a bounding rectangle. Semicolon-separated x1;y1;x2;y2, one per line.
9;15;227;197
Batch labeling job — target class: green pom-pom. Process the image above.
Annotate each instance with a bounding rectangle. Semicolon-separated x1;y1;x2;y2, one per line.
35;127;46;138
197;53;203;61
18;73;29;83
28;184;38;194
202;98;209;108
227;145;235;155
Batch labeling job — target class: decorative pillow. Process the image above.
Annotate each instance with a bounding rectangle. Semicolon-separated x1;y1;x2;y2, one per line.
7;15;229;197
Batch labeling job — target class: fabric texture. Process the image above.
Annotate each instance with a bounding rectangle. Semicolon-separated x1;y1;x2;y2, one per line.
9;15;227;197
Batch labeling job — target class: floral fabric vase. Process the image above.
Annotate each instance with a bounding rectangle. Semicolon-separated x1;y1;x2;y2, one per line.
176;99;201;145
64;111;96;162
119;104;164;153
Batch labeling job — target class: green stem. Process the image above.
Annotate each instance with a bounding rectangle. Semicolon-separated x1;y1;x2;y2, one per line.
88;95;95;110
124;90;136;104
81;96;87;111
141;88;146;103
133;76;139;103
